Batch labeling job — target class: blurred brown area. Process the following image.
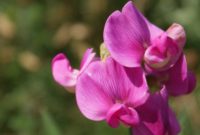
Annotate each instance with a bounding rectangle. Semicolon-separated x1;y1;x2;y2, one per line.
0;0;199;135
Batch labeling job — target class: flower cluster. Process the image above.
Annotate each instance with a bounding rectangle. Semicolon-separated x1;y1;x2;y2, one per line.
51;1;196;135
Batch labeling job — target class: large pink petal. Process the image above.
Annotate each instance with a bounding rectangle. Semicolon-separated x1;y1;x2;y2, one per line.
76;63;113;121
103;1;150;67
52;53;79;89
76;57;148;121
125;67;149;107
100;58;148;107
122;2;150;45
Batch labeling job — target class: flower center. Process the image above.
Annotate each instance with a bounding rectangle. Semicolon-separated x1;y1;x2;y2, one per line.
146;74;169;93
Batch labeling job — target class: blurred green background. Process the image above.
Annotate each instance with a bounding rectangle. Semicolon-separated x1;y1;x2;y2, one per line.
0;0;199;135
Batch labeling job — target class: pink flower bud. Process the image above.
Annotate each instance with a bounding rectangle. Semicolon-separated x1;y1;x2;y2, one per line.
166;23;186;48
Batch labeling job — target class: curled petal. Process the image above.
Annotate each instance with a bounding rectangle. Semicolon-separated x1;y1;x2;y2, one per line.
166;23;186;48
144;33;180;71
52;53;79;90
104;1;150;67
106;103;140;128
80;48;96;74
120;107;140;126
52;49;96;92
106;103;122;128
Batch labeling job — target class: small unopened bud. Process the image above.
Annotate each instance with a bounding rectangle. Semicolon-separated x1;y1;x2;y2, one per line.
166;23;186;48
100;43;110;61
144;33;180;71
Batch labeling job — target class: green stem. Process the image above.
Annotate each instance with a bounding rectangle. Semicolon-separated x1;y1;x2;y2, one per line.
129;128;132;135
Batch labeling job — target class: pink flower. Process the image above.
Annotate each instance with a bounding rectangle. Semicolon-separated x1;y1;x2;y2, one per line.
104;1;184;70
51;48;95;92
76;57;149;127
104;1;150;68
50;1;197;134
103;1;196;96
144;23;185;72
133;87;180;135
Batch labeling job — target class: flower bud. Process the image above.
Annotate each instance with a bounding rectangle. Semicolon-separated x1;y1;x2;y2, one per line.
144;33;180;71
166;23;186;48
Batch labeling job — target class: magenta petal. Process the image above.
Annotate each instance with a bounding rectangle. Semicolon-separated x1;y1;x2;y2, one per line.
80;48;95;74
76;62;113;121
144;33;180;71
133;123;153;135
106;103;140;128
103;1;150;67
165;55;189;96
145;20;164;41
186;71;196;94
87;57;148;105
120;107;140;126
122;1;150;44
125;67;149;107
134;109;180;135
168;108;181;135
106;103;122;128
136;87;168;124
134;87;180;135
76;57;148;121
52;53;79;89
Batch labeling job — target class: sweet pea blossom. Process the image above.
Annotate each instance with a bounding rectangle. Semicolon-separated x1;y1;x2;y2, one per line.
133;87;180;135
52;48;95;92
103;1;196;96
144;23;185;72
76;57;149;127
51;1;197;134
104;1;183;70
